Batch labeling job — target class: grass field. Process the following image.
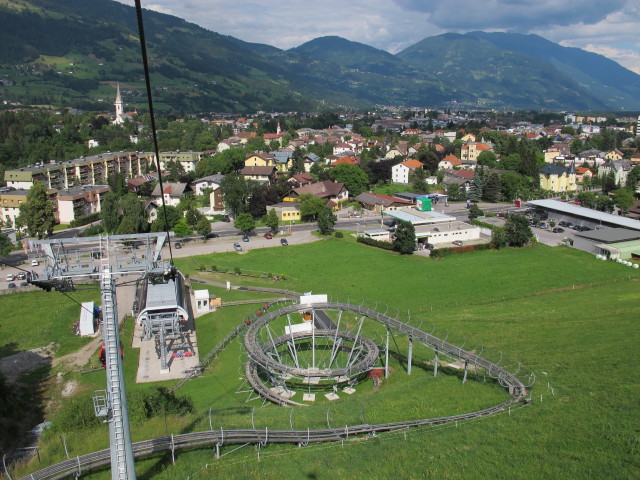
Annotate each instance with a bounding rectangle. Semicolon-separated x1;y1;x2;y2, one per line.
6;238;640;479
0;287;101;359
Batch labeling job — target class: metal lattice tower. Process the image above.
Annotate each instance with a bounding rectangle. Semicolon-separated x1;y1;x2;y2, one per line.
28;233;174;480
101;264;136;480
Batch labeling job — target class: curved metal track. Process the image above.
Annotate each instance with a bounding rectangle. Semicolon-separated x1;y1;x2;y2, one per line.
19;303;527;480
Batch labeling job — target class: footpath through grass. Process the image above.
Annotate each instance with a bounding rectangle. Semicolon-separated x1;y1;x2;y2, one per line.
9;238;640;479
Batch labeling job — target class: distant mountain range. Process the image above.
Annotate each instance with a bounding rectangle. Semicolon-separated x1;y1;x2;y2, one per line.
0;0;639;113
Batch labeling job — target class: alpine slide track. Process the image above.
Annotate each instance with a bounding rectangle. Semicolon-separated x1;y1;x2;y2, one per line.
18;297;529;480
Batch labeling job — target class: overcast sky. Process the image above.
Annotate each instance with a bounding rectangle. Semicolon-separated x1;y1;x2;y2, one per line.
115;0;640;74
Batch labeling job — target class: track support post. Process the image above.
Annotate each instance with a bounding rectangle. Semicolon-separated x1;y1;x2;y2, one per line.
433;348;439;377
407;337;413;375
385;329;390;378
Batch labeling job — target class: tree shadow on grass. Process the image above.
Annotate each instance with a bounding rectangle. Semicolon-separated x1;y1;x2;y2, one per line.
0;342;51;468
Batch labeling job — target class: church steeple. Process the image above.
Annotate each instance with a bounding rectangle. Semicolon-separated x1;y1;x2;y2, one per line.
114;82;124;123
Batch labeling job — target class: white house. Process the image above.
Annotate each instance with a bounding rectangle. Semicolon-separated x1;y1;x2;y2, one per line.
391;159;423;184
151;182;188;207
191;174;225;196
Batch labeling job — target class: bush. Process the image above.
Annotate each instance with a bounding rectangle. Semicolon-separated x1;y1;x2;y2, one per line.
49;396;100;433
431;243;490;258
211;264;217;272
357;236;394;251
81;224;104;236
128;387;194;423
69;212;100;228
234;266;241;275
334;231;344;238
472;219;494;230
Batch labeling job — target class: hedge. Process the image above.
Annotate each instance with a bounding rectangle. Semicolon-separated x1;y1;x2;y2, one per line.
430;243;491;258
69;212;100;228
357;236;394;251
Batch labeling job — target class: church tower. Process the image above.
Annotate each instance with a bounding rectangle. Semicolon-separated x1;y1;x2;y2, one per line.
114;82;124;124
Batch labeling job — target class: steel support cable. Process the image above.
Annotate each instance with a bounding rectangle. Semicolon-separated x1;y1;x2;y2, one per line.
134;0;174;266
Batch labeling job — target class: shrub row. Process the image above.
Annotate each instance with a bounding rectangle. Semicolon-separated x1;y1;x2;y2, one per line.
357;236;394;251
128;387;194;423
69;212;100;228
430;243;491;258
471;219;495;230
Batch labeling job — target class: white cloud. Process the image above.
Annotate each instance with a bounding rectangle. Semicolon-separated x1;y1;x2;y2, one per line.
534;3;640;73
392;0;628;30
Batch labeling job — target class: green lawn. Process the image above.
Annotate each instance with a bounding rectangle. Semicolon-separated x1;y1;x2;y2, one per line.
0;286;101;358
8;239;640;479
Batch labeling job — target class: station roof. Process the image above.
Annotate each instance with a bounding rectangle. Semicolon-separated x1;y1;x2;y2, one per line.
414;221;479;238
528;199;640;231
382;207;453;225
575;228;640;243
146;279;180;309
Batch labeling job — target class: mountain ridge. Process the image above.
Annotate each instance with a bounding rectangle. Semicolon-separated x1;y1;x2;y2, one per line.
0;0;638;112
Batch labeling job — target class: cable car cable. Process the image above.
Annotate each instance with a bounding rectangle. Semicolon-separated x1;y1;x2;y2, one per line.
134;0;174;267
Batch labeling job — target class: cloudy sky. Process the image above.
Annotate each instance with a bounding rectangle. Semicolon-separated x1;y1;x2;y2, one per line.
115;0;640;74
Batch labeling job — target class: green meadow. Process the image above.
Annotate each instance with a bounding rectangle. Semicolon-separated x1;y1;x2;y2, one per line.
5;237;640;479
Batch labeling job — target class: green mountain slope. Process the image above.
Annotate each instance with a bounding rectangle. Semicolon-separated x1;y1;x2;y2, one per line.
290;36;406;76
464;32;640;109
0;0;319;112
396;33;611;110
0;0;638;112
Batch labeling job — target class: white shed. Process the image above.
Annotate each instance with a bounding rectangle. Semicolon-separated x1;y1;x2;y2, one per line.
79;302;95;337
194;290;210;314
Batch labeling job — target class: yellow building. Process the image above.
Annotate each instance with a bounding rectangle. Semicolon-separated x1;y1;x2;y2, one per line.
267;202;301;221
604;149;624;161
244;152;276;167
539;163;577;192
460;139;493;163
543;147;560;163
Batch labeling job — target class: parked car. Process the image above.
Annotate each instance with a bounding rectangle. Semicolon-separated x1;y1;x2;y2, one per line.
16;272;26;280
233;243;242;251
205;233;219;239
264;232;273;239
7;283;16;288
31;259;39;267
5;274;14;282
535;222;548;229
242;235;250;242
174;242;182;249
452;240;464;246
280;238;288;246
425;243;435;250
552;227;565;233
19;282;28;287
572;225;590;231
